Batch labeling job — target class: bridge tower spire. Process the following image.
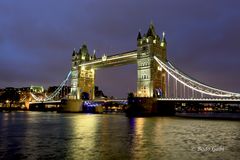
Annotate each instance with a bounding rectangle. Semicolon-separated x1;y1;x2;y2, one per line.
137;23;167;97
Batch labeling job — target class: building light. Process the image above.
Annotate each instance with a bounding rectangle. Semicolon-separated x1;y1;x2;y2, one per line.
146;38;149;43
153;39;156;44
158;66;162;71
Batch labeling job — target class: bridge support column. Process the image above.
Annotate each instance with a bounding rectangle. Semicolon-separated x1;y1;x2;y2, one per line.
126;97;175;117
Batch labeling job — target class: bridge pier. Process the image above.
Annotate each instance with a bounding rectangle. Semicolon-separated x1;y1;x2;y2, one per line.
29;102;61;111
59;99;83;112
126;97;175;117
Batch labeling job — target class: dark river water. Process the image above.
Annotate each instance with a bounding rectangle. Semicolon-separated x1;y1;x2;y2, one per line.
0;112;239;160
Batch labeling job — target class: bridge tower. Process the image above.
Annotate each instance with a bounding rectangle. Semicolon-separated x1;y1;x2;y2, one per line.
70;44;96;100
137;23;167;97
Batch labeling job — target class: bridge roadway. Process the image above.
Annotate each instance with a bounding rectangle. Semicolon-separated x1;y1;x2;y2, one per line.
79;50;137;69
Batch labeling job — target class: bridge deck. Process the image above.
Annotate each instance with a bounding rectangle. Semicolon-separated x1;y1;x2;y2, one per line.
79;50;137;69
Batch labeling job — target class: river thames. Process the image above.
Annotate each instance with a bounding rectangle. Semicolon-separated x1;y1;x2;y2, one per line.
0;112;239;160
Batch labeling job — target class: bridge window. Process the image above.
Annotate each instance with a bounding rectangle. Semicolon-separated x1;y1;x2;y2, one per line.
72;62;76;66
142;46;148;51
142;75;148;79
81;73;85;77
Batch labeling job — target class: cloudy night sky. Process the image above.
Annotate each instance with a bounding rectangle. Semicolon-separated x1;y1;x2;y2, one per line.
0;0;240;98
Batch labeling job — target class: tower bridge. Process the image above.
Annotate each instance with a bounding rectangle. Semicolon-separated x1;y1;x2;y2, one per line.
29;23;240;114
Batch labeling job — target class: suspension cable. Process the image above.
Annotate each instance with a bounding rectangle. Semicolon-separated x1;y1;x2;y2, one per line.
31;71;71;102
154;56;240;98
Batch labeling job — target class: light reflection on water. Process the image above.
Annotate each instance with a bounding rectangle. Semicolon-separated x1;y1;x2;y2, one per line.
0;112;239;160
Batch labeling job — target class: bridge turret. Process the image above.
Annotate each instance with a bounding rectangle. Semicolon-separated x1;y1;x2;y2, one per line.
160;32;167;61
80;44;90;61
161;32;167;47
137;31;142;46
72;48;76;57
147;22;156;37
78;48;82;58
137;31;142;40
92;49;97;60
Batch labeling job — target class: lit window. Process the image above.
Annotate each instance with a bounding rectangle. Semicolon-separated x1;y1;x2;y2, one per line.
161;42;164;47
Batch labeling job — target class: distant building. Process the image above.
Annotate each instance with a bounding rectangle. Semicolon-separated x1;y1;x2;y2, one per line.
30;85;44;93
19;87;30;92
4;87;18;92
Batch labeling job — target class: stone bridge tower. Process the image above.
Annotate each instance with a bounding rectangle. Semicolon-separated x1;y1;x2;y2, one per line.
137;23;167;97
70;44;96;100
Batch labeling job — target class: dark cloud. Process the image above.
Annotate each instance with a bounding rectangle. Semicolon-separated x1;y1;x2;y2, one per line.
0;0;240;97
